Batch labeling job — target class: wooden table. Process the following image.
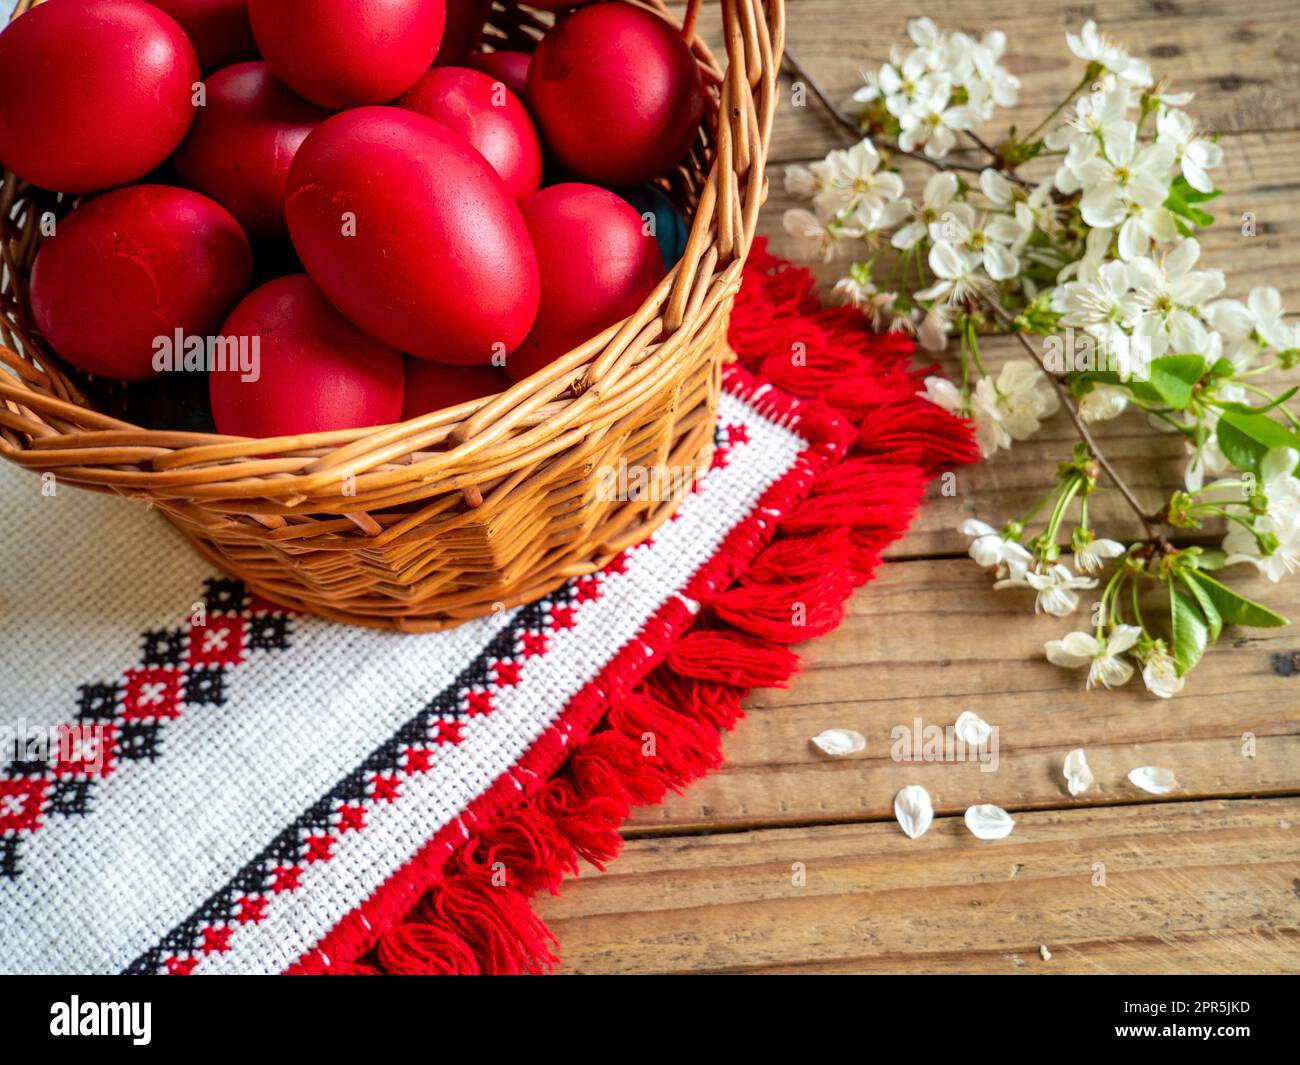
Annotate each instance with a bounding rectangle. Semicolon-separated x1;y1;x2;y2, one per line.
533;0;1300;973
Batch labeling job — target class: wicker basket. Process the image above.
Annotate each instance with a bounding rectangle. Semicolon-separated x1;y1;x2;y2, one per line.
0;0;784;631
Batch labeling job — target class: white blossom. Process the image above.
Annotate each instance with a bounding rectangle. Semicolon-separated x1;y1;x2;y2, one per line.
927;201;1024;281
967;31;1020;109
1139;645;1185;698
1220;447;1300;581
959;518;1033;579
782;208;843;263
1204;286;1295;368
891;170;958;250
1056;260;1143;358
1127;239;1225;358
897;83;981;158
999;562;1098;616
1065;20;1153;87
1073;535;1127;575
917;303;953;351
1075;124;1177;260
1046;78;1134;153
1078;382;1130;423
811;140;906;220
985;360;1060;440
834;276;897;330
1045;625;1141;688
979;167;1015;207
1156;108;1222;194
915;240;988;304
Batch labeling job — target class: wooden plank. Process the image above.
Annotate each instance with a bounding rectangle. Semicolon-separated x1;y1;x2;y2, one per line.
678;0;1300;164
536;798;1300;974
624;557;1300;832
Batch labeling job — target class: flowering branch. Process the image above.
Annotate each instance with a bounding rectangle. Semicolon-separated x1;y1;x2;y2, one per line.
782;17;1297;697
984;297;1160;537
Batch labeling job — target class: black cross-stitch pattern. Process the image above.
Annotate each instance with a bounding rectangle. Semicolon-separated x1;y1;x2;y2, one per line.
124;589;572;975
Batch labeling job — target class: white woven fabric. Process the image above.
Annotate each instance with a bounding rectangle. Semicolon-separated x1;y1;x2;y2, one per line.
0;388;807;974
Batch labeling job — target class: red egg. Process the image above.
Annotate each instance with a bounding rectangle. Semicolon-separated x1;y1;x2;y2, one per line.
0;0;199;194
395;66;542;202
175;62;331;239
434;0;491;66
508;183;663;383
30;185;252;381
527;3;704;187
248;0;446;108
145;0;256;72
402;356;508;419
467;50;531;100
286;107;539;365
210;275;404;437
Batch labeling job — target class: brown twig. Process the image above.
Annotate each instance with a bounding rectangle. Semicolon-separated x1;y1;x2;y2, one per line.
983;300;1160;538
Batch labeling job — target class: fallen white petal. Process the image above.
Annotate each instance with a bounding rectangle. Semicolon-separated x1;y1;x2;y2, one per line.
1040;944;1052;961
964;803;1016;840
954;711;993;746
1128;766;1178;794
1063;748;1094;797
810;728;866;758
894;785;934;839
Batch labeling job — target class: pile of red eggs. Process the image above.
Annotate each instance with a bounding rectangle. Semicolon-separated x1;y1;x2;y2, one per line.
0;0;704;437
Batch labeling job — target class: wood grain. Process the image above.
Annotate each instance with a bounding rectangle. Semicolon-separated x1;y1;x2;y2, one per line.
537;799;1300;974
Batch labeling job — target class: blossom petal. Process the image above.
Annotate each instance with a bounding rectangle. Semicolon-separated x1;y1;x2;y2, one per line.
1106;624;1144;654
894;784;934;839
1063;748;1094;796
954;711;993;746
1128;766;1178;794
964;803;1016;840
1045;631;1100;668
810;729;867;758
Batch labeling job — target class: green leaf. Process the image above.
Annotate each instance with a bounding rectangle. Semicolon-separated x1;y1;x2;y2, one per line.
1218;407;1300;452
1170;584;1209;676
1179;572;1222;643
1170;175;1221;206
1215;417;1268;474
1143;354;1206;409
1187;571;1289;629
1163;180;1216;229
